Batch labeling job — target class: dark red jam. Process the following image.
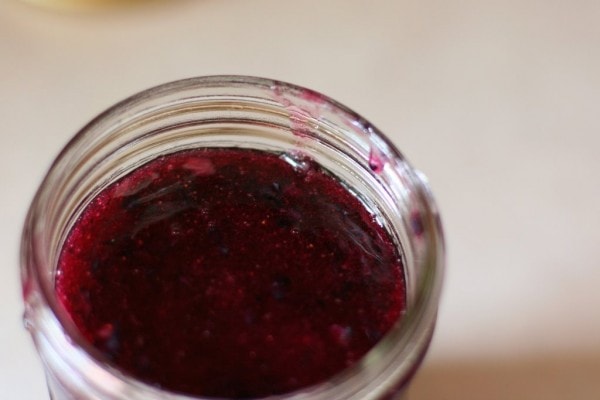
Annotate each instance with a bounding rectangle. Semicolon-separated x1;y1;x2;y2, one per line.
56;148;406;398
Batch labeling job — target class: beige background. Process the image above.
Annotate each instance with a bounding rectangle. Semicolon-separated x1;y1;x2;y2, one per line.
1;0;599;398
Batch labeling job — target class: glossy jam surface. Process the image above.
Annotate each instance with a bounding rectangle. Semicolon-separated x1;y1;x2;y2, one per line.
57;148;405;398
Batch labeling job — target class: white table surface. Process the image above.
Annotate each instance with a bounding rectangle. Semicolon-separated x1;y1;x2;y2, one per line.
1;1;599;398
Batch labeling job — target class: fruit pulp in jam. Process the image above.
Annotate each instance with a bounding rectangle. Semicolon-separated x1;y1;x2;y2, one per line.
57;148;406;398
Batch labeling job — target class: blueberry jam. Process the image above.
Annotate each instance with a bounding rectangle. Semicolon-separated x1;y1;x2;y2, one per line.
56;148;406;398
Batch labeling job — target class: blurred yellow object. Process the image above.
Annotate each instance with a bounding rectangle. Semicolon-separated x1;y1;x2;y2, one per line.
21;0;160;11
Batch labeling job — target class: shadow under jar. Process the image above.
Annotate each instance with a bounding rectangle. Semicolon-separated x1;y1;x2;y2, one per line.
21;76;444;400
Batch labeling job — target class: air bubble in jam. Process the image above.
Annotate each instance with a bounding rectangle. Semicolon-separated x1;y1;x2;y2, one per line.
279;151;315;172
56;148;406;399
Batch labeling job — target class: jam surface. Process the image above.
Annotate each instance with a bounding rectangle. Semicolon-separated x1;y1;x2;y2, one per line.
57;148;405;398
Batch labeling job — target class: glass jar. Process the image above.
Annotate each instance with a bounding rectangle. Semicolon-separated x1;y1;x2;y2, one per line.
20;75;444;400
